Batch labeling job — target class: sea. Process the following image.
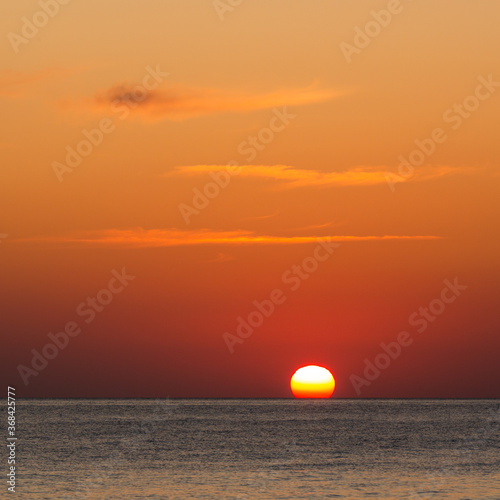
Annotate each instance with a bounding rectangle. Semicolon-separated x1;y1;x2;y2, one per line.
6;399;500;499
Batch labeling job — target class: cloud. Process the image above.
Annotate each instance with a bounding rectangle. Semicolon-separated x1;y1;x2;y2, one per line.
166;164;459;187
16;228;441;248
0;68;80;98
71;83;342;121
244;210;281;221
206;252;235;263
291;221;343;232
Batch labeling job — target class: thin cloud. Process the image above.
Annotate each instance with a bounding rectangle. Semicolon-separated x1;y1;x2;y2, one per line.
0;69;53;96
244;210;281;221
16;228;442;248
292;221;343;232
73;83;342;121
166;164;459;187
0;68;81;98
206;252;235;263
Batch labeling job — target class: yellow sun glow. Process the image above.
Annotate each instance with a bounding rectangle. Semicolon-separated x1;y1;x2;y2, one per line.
290;365;335;398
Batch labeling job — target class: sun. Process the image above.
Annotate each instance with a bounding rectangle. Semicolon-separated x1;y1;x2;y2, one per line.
290;365;336;398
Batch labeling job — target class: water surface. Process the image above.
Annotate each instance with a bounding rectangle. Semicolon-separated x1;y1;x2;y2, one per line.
8;399;500;499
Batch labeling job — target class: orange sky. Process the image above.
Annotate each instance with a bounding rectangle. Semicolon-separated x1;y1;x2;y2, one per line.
1;0;499;397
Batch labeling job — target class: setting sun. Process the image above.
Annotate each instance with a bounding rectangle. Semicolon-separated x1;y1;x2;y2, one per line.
290;365;336;398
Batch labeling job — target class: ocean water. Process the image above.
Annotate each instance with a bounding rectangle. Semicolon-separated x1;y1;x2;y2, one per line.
7;399;500;499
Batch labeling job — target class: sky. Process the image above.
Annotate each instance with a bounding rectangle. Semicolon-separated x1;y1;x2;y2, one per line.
1;0;499;398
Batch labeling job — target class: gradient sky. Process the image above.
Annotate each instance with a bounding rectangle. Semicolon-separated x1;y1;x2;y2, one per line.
1;0;499;397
